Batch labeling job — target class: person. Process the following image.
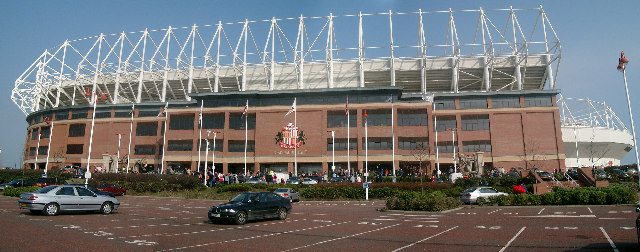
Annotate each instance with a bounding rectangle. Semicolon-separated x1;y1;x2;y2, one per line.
356;175;362;183
281;178;285;184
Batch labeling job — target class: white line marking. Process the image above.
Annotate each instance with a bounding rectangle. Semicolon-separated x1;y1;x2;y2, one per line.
537;208;545;215
621;227;634;230
499;227;526;252
392;226;458;251
599;218;627;220
284;223;401;251
518;215;595;218
587;207;593;214
600;227;619;252
373;219;398;221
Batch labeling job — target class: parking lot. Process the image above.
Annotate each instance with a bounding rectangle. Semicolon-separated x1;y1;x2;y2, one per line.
0;195;638;251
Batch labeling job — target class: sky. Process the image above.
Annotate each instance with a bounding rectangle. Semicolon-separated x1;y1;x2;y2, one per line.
0;0;639;168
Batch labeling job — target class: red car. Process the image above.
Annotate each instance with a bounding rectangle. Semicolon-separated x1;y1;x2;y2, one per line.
97;184;127;196
34;177;63;188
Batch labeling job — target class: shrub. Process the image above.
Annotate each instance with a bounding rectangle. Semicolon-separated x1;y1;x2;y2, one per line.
385;194;461;212
2;186;40;197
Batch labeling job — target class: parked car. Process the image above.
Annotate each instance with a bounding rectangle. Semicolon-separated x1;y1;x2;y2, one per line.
611;169;629;178
65;183;115;197
0;179;34;190
18;185;120;216
301;178;318;185
244;177;267;184
594;169;610;179
505;172;521;178
208;192;292;225
97;184;127;196
34;177;63;187
329;177;345;183
536;171;552;181
567;169;579;179
459;187;508;204
625;168;638;175
286;177;301;184
274;188;300;202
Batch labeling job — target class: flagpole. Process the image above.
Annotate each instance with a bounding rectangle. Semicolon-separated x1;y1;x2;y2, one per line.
244;99;248;177
365;110;368;181
434;101;440;176
126;103;134;173
116;133;122;173
347;96;350;176
204;130;210;186
197;100;203;174
161;102;168;174
391;96;396;183
294;97;298;176
44;121;53;174
212;132;217;178
87;95;98;173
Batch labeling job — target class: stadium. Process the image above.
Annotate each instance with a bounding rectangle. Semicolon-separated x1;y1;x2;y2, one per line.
14;7;612;178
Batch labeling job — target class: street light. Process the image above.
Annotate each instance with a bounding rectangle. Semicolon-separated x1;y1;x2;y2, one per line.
617;51;640;189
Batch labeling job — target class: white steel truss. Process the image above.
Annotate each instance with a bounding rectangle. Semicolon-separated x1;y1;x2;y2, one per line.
558;95;630;133
12;7;561;115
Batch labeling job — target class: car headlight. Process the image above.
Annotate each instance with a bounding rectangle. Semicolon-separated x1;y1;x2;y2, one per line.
222;208;236;213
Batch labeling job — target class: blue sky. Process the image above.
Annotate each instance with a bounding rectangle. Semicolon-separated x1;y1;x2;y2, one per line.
1;0;639;168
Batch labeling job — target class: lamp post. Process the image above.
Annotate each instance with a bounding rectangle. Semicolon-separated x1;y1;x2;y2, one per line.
447;128;459;173
115;133;123;173
204;130;211;186
617;51;640;189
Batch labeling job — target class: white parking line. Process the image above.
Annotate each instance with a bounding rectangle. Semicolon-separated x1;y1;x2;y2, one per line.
599;227;619;252
284;223;401;251
537;208;545;215
499;227;526;252
587;207;593;214
392;226;458;251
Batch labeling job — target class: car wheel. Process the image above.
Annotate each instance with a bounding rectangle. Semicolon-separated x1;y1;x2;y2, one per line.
100;202;114;214
234;211;247;225
43;203;59;216
277;208;287;220
121;191;126;196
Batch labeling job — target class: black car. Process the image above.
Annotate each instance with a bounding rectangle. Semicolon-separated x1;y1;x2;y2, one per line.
208;192;292;225
0;179;34;190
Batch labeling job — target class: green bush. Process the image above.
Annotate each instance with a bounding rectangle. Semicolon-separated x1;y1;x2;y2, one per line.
385;194;461;212
2;186;40;197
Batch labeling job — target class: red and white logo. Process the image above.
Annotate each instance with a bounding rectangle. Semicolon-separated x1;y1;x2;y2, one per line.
275;123;306;149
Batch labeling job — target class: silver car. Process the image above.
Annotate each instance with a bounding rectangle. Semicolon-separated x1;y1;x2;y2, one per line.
459;187;508;204
18;185;120;216
274;188;300;202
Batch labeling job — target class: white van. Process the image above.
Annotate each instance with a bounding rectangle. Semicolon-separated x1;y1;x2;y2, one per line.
449;172;463;183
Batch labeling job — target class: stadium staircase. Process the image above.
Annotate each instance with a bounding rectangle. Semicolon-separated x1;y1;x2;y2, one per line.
530;168;608;194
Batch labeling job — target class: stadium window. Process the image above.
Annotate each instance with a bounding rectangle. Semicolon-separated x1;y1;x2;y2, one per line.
361;137;393;150
167;140;193;151
201;113;225;129
31;128;39;140
327;110;357;128
94;108;111;118
229;113;256;130
327;138;357;151
137;108;161;117
38;146;48;155
398;109;428;126
524;96;553;107
71;109;88;119
492;96;520;108
136;122;158;136
362;109;392;127
169;114;195;130
134;145;156;155
66;144;84;154
34;115;41;124
463;140;492;152
114;108;132;118
29;147;36;156
229;140;255;152
459;98;487;109
199;139;224;152
398;137;429;150
40;126;50;138
436;141;456;153
68;124;86;137
461;115;490;131
434;99;455;110
55;111;69;121
433;115;457;132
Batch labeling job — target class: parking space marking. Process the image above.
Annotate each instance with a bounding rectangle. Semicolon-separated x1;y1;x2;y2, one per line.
392;226;458;251
283;223;402;251
488;209;502;215
599;227;619;252
587;207;593;214
499;227;526;252
621;227;634;230
475;226;501;229
537;208;545;215
163;221;351;251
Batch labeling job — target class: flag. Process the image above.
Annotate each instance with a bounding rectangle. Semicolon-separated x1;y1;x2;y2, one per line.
363;109;368;124
345;97;349;116
285;98;296;117
157;103;168;117
422;93;434;102
242;100;248;117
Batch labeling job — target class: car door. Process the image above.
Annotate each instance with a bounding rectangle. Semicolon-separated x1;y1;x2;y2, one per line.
75;186;102;211
54;187;78;211
290;189;299;201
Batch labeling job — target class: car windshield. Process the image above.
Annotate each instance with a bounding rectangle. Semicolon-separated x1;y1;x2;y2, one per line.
230;193;257;203
35;186;58;193
274;188;288;193
248;177;261;181
289;177;300;181
462;187;478;193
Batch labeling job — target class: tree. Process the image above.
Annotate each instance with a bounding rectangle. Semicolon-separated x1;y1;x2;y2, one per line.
410;142;430;195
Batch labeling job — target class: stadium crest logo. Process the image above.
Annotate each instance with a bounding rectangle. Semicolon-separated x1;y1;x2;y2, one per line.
275;123;306;149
